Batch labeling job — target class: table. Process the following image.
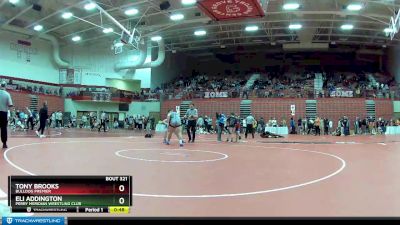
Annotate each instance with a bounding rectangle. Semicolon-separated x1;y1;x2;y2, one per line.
385;126;400;135
265;127;289;135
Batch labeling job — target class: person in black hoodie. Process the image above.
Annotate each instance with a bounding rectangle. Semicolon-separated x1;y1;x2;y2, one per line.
35;102;48;138
323;118;329;135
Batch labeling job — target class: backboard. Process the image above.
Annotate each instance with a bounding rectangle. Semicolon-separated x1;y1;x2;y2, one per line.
120;28;141;49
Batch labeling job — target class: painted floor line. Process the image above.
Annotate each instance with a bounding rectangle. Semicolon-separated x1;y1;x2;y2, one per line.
0;188;6;198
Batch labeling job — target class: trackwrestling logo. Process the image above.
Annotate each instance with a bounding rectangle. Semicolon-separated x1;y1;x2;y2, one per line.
2;217;64;225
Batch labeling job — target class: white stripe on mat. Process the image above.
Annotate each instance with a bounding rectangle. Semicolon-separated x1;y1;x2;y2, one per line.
0;188;6;198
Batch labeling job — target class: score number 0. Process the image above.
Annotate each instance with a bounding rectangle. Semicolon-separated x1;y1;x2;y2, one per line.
119;185;125;205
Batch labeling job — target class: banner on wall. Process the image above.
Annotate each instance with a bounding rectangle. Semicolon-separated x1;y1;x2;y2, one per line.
74;68;82;84
204;92;228;98
330;90;354;97
197;0;265;21
59;69;67;84
66;69;75;84
9;40;38;62
290;105;295;116
59;68;82;85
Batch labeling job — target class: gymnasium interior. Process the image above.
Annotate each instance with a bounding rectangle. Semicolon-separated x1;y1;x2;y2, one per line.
0;0;400;220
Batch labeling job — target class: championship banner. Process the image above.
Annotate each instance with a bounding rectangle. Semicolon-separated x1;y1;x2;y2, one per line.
330;90;354;98
204;91;228;98
197;0;265;21
59;68;82;85
66;69;75;84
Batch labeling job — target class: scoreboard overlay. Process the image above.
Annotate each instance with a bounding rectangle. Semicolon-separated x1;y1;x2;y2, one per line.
8;176;132;214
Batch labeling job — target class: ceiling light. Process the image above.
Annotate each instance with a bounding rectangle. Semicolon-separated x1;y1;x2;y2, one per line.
182;0;196;5
194;30;206;36
8;0;19;4
289;24;302;30
384;28;394;33
245;25;259;32
170;13;184;21
283;3;300;10
62;12;73;19
346;3;363;11
33;25;43;31
72;36;81;42
124;8;138;16
341;24;354;30
103;28;114;33
151;36;162;41
84;2;97;11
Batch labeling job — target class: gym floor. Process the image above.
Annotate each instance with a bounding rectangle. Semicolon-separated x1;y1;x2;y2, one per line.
1;128;400;217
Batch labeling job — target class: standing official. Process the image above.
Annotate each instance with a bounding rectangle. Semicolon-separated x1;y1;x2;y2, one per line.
0;81;13;148
185;104;198;143
98;111;107;132
36;102;48;138
245;114;255;139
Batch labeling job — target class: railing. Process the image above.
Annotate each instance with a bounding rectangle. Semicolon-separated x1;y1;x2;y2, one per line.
70;91;161;102
161;87;400;100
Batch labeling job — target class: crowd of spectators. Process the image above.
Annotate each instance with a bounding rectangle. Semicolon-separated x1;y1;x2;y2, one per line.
77;113;156;131
4;79;64;96
157;71;399;100
2;78;158;102
2;69;399;102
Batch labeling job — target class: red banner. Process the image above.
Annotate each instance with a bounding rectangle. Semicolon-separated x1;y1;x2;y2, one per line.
197;0;265;21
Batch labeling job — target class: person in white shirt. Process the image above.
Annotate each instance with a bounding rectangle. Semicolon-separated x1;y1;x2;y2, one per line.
162;110;172;144
196;116;204;133
56;111;63;128
98;111;107;132
242;118;247;134
71;115;76;128
138;115;143;130
50;112;55;128
272;117;277;127
0;81;13;148
81;115;87;128
113;118;119;129
245;114;255;139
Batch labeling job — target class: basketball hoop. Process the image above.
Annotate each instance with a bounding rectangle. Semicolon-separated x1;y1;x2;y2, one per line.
119;28;141;50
